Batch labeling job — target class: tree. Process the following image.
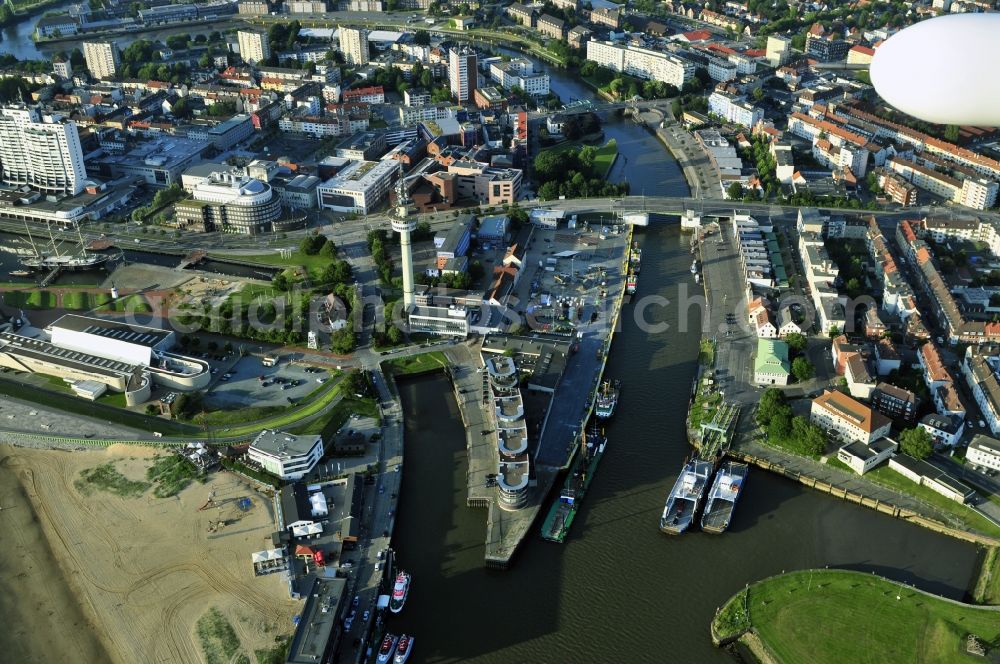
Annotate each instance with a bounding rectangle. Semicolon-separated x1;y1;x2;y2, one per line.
272;272;289;291
944;125;960;143
414;29;431;45
792;357;814;382
319;240;337;259
171;96;191;119
756;388;787;425
828;325;840;339
752;87;765;102
784;332;807;352
300;234;327;255
386;325;403;345
899;427;934;459
726;182;744;200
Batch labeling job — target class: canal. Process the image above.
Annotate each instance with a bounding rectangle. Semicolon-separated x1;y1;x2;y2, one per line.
388;223;981;663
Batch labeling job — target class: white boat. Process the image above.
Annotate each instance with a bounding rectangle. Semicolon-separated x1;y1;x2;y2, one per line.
377;634;399;664
690;260;698;274
389;570;410;613
660;458;714;535
393;634;414;664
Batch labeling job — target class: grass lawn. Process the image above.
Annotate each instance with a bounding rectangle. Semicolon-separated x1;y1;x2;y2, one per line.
146;455;204;498
825;456;855;474
593;140;618;178
74;462;150;498
218;251;332;282
290;395;379;439
866;463;1000;538
196;607;242;664
714;569;1000;664
111;294;152;313
974;547;1000;605
61;291;91;310
209;379;346;439
383;351;448;377
699;338;715;366
688;385;721;431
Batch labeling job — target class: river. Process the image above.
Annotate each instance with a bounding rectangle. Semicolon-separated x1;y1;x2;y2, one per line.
387;223;980;663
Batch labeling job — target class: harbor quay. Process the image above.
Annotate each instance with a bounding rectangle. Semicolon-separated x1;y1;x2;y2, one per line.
443;215;635;567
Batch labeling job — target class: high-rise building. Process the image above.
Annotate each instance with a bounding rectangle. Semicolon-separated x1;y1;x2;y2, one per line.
0;106;86;195
237;29;271;65
339;27;369;66
390;165;416;310
82;41;120;80
765;35;791;67
449;47;477;103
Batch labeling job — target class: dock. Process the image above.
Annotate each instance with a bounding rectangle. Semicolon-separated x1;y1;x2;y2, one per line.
450;218;634;568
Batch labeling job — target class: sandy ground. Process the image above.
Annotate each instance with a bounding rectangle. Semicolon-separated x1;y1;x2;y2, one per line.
0;445;299;664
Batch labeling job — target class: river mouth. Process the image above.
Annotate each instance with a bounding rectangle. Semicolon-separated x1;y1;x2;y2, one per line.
384;224;979;663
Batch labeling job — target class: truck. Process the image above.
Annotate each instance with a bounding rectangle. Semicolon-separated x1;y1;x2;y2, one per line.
546;258;558;265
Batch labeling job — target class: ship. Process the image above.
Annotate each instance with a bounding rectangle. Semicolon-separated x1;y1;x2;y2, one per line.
17;221;110;271
389;571;411;613
700;461;748;534
629;243;642;273
594;379;620;419
541;426;608;543
626;271;637;297
393;634;414;664
659;457;714;535
690;259;698;275
377;634;399;664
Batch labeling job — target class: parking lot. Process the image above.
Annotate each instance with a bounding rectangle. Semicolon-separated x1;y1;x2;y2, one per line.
203;356;330;409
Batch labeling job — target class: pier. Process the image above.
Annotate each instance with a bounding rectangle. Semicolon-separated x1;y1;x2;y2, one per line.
37;267;61;287
450;219;634;568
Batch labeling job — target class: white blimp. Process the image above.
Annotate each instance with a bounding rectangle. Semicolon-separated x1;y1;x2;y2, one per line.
870;14;1000;127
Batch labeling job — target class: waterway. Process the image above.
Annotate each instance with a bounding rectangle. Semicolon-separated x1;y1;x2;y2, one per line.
388;223;981;663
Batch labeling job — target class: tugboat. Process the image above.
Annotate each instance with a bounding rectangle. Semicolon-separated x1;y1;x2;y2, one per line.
393;634;414;664
626;271;638;298
377;634;399;664
594;379;620;419
389;571;411;613
659;457;714;535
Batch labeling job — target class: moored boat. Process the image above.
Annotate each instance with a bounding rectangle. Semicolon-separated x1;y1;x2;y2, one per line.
659;457;714;535
541;426;608;543
594;379;620;419
377;634;399;664
701;461;748;533
393;634;414;664
389;571;411;614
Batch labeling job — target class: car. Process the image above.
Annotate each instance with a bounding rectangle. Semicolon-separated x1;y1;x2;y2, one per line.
352;595;360;607
210;368;218;374
382;530;388;538
342;561;353;568
395;464;401;472
282;384;293;390
220;375;229;381
378;484;385;494
261;380;271;387
316;377;327;383
344;618;353;631
388;509;395;517
363;610;370;621
374;563;381;571
980;420;986;428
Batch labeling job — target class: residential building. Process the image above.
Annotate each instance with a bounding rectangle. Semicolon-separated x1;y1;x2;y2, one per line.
872;382;918;423
847;45;875;65
837;438;897;475
248;429;323;480
967;434;1000;472
0;106;86;196
506;2;536;27
753;338;790;386
537;14;566;40
962;347;1000;436
805;26;849;62
343;85;385;104
919;413;965;448
339;27;369;66
568;25;592;49
586;40;694;88
52;56;72;79
83;41;120;80
237;29;270;65
810;389;892;444
708;90;763;129
403;88;431;107
590;6;621;29
765;35;790;66
238;0;274;15
448;47;477;103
